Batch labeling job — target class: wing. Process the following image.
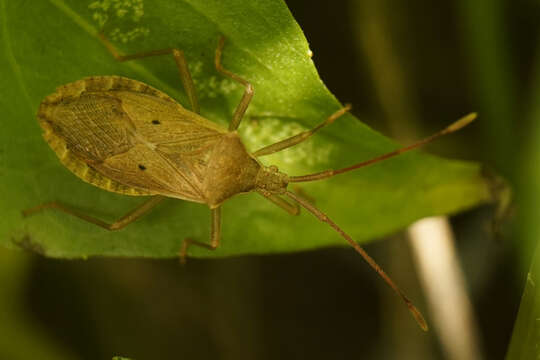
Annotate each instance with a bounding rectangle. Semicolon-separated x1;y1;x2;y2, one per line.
38;76;227;202
41;91;132;162
91;144;206;202
115;90;227;193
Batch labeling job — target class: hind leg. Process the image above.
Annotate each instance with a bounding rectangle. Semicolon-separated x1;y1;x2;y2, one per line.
22;196;165;230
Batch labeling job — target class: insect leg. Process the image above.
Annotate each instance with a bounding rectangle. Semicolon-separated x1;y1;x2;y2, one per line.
97;33;200;113
257;192;300;215
180;206;222;264
22;196;165;231
215;36;254;131
252;105;351;157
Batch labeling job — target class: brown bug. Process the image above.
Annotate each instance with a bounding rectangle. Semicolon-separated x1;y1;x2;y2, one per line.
23;33;476;331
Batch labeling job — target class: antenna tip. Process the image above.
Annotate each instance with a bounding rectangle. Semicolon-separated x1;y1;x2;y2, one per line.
446;112;477;132
408;303;429;332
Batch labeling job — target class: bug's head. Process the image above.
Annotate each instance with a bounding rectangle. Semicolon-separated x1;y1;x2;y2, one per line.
255;165;289;195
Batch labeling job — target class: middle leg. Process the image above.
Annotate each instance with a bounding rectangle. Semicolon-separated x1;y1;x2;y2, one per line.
22;196;165;231
180;206;222;263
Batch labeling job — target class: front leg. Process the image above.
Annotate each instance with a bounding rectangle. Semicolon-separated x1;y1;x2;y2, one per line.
215;36;254;131
180;206;222;264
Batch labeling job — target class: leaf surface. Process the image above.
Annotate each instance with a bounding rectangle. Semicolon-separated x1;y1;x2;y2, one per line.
0;0;493;258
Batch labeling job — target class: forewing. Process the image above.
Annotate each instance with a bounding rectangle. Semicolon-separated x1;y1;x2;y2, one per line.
92;144;205;202
40;93;133;162
117;91;226;190
117;91;225;143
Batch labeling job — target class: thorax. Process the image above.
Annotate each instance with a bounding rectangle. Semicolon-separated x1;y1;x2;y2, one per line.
202;133;262;207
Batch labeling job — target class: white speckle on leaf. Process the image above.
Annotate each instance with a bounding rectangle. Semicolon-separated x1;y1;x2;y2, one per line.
110;27;149;43
116;8;128;18
88;0;149;43
189;61;204;77
89;0;110;11
92;12;108;28
219;78;239;95
190;61;238;100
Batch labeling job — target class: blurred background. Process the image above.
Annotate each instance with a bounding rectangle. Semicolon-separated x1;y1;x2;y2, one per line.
2;0;539;359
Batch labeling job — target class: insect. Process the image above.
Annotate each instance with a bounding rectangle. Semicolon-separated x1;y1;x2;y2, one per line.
23;33;476;331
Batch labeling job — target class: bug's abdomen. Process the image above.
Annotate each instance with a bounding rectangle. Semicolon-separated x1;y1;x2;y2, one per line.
202;133;261;207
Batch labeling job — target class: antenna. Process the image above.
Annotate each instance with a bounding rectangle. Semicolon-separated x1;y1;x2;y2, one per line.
289;113;476;183
286;190;428;331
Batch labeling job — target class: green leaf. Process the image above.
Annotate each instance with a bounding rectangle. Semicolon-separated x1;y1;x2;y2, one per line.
0;0;494;258
506;242;540;360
